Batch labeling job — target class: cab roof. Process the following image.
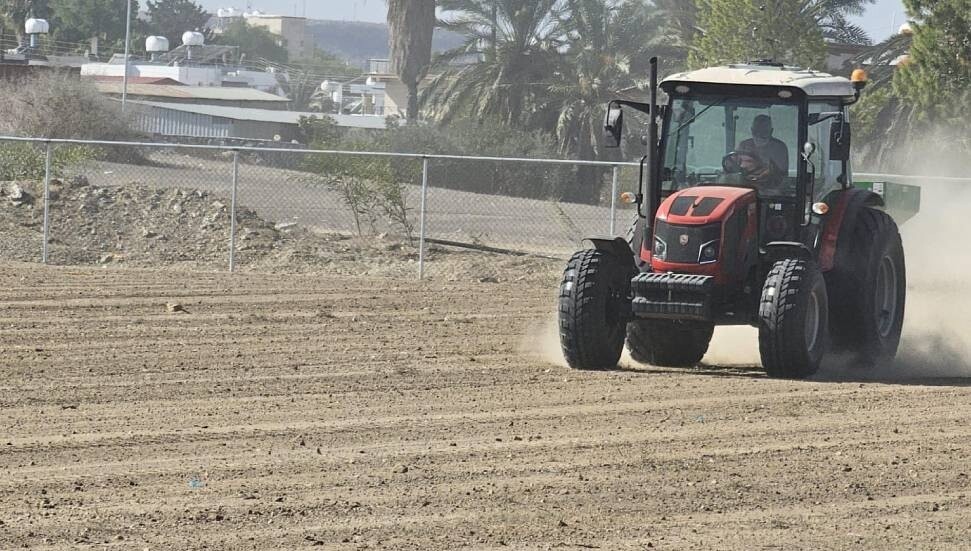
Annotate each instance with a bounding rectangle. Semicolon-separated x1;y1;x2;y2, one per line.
662;63;857;99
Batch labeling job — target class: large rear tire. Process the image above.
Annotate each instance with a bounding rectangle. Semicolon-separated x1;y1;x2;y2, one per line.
625;214;649;271
558;249;630;370
626;320;714;367
759;259;828;379
828;208;906;365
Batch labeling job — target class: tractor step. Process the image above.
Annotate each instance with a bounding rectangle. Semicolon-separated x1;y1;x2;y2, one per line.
631;273;714;321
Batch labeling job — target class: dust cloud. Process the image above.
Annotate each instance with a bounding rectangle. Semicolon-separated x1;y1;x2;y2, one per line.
522;315;567;368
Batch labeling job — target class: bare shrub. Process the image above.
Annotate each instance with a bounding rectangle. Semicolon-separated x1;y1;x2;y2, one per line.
0;72;140;141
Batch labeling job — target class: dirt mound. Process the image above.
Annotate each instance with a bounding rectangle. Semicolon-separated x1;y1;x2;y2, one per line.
0;176;559;282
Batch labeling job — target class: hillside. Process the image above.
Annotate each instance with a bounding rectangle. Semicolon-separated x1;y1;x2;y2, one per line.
306;20;465;67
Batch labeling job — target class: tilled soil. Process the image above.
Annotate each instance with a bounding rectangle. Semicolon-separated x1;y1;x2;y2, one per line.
3;262;971;550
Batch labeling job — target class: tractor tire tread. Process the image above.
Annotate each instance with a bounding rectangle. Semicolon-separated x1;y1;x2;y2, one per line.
559;249;627;370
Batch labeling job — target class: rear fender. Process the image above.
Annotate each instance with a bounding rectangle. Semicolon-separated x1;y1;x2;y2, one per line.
819;189;884;271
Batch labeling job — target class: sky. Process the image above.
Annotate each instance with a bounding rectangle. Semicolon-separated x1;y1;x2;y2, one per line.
196;0;908;41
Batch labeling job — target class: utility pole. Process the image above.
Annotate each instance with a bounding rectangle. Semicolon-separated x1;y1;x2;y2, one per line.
122;0;132;111
490;1;497;60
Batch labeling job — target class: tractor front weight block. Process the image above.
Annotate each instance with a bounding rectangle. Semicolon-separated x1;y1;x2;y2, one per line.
631;273;714;321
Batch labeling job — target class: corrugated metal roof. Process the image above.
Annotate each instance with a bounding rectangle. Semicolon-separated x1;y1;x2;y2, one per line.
96;82;289;102
123;100;388;129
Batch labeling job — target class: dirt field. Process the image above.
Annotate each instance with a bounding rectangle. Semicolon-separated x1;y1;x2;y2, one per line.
3;256;971;551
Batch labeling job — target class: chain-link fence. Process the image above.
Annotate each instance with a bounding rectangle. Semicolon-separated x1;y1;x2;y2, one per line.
2;136;966;279
0;136;645;278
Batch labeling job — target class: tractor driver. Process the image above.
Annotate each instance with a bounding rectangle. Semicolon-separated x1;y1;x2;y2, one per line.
722;114;789;189
740;114;789;176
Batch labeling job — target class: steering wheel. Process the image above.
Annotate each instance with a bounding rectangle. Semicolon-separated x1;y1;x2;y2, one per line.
722;150;765;174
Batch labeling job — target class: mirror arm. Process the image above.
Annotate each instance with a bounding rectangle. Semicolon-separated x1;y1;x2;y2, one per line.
610;99;654;116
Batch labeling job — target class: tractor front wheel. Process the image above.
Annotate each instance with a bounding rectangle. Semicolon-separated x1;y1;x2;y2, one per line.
626;320;714;367
558;249;630;370
758;258;829;379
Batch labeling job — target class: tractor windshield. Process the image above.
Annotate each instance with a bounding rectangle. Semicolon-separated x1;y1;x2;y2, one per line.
662;95;799;198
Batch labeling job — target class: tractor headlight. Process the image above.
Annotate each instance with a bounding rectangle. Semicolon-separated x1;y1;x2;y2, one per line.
698;240;719;264
653;235;667;261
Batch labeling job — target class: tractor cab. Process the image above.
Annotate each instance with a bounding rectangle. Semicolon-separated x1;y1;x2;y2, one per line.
560;59;918;379
654;64;859;251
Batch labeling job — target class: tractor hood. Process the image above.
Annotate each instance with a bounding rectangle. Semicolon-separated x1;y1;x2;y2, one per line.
656;186;756;226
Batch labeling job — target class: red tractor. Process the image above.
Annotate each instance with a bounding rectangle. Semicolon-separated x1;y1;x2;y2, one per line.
559;59;917;378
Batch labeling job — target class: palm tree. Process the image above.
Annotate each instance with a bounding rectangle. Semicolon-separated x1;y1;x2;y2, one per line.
545;0;662;159
813;0;875;45
423;0;563;126
652;0;699;67
387;0;436;121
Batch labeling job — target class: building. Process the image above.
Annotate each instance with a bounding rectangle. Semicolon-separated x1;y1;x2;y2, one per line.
211;9;308;60
93;79;291;110
81;57;285;95
125;100;386;142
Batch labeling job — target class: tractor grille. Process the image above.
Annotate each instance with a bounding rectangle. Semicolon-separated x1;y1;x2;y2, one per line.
655;221;721;264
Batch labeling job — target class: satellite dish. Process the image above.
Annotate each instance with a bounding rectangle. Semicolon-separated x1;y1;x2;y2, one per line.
25;18;50;35
320;80;332;91
365;77;376;86
182;31;205;47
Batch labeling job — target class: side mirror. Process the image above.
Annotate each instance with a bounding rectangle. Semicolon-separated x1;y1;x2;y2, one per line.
604;104;623;148
830;119;851;161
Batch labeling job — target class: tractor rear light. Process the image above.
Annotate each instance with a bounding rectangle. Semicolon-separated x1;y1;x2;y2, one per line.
620;192;637;204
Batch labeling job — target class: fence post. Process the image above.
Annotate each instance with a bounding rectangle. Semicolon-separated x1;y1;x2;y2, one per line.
418;156;429;280
609;165;619;235
228;150;239;273
41;141;52;264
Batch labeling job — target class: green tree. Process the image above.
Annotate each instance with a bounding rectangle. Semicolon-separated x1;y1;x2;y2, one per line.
691;0;828;69
273;49;361;111
145;0;209;49
894;0;970;127
387;0;436;121
213;18;288;63
1;0;52;40
49;0;137;46
423;0;562;126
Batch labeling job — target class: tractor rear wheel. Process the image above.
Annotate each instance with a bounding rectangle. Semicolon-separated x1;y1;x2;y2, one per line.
829;208;906;365
626;320;714;367
625;214;649;271
558;249;630;370
759;258;829;379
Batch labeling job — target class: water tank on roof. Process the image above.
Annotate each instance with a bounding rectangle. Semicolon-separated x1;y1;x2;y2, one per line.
146;36;170;52
25;18;50;35
182;31;205;47
217;8;240;18
898;22;913;36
